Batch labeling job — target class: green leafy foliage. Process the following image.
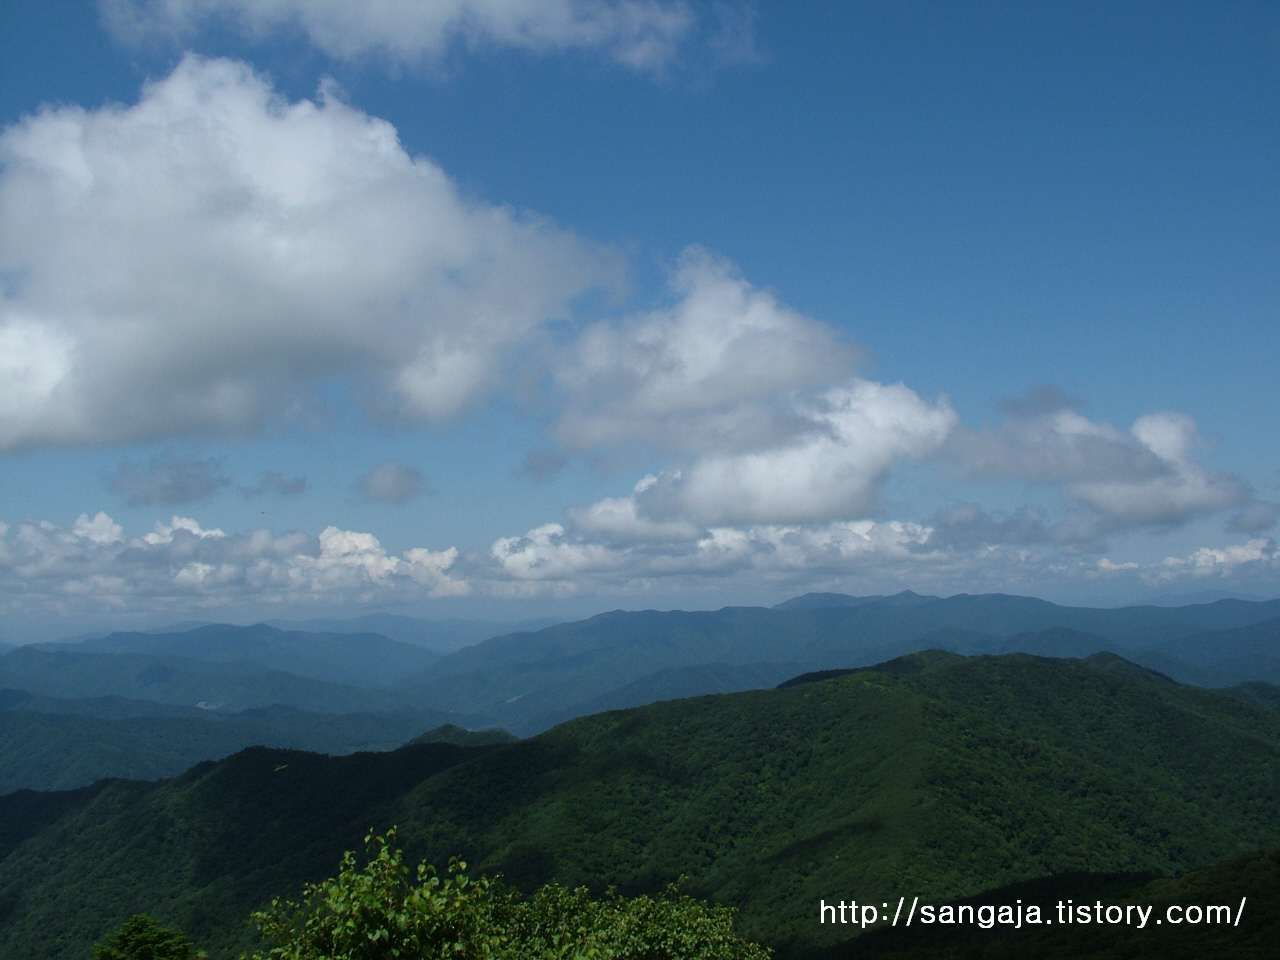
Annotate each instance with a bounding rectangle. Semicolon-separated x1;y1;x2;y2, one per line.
250;835;502;960
92;914;207;960
248;831;769;960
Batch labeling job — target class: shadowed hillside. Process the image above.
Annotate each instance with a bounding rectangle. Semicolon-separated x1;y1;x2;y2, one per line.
1;651;1278;958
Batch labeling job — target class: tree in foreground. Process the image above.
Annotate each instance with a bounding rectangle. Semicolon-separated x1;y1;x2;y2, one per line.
92;913;207;960
248;830;771;960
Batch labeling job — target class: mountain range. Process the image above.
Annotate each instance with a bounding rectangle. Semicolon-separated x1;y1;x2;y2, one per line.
4;591;1280;796
39;623;443;688
1;648;1277;958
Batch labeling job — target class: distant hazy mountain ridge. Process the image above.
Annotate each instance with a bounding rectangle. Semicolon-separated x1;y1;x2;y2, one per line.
45;623;442;688
4;591;1280;795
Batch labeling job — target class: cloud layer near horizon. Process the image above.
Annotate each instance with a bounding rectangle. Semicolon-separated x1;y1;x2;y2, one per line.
1;510;1274;618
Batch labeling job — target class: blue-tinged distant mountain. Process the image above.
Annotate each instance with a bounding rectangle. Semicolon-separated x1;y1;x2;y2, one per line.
769;591;1280;649
1131;616;1280;687
41;623;439;688
262;614;566;652
11;592;1280;738
1140;589;1273;606
1153;615;1280;671
393;593;1280;733
0;646;417;713
0;687;197;718
773;590;942;610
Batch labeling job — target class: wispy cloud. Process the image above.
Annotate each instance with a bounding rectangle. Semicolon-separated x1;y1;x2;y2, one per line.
99;0;757;76
356;461;430;504
106;450;230;506
1227;501;1279;534
552;248;862;456
238;471;307;499
942;393;1252;531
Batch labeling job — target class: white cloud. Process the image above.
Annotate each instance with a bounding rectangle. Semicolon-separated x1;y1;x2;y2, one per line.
0;513;466;615
565;476;704;544
0;319;75;443
491;522;628;585
554;248;862;455
99;0;739;75
545;251;954;527
143;516;226;544
948;405;1168;484
1067;413;1250;526
72;512;124;545
1147;538;1277;584
481;504;1280;601
487;517;924;590
0;507;1276;616
0;55;612;450
946;395;1250;530
637;380;957;526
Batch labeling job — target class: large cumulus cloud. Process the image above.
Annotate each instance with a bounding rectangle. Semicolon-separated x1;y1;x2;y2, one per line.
0;55;613;450
547;250;956;527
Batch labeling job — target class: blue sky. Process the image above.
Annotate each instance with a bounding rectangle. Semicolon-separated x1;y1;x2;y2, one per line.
1;0;1277;638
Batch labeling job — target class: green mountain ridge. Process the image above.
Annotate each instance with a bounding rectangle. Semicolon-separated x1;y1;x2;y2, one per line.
2;649;1278;959
407;724;520;747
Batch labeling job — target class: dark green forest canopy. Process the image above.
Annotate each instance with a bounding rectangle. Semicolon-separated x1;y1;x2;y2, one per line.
1;651;1278;958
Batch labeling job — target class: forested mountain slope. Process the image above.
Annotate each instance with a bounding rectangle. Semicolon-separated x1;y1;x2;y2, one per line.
1;651;1277;959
